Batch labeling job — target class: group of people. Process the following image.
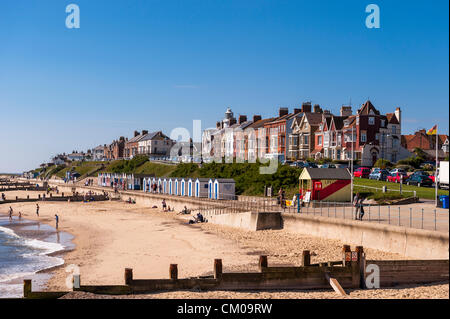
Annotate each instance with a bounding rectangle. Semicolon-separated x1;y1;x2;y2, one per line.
8;206;21;221
161;199;174;212
353;192;366;220
148;183;163;194
84;179;94;187
189;212;205;224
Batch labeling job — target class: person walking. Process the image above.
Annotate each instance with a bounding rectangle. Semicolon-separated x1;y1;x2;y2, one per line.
8;206;13;221
358;196;365;220
55;214;59;230
36;203;40;217
162;199;167;211
353;193;360;220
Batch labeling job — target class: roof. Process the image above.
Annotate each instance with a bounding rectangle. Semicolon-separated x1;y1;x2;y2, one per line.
140;131;169;142
248;118;275;129
214;178;236;183
195;178;210;182
127;133;147;144
332;116;347;130
304;113;323;125
386;113;400;125
300;168;352;180
358;100;380;116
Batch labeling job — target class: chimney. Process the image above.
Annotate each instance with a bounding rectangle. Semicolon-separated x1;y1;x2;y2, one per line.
294;108;301;114
229;117;237;126
301;102;312;113
340;106;352;117
395;107;401;125
216;121;221;129
238;115;247;124
253;115;262;122
134;131;139;137
119;136;125;141
279;107;289;117
313;104;322;113
142;130;149;135
323;110;331;115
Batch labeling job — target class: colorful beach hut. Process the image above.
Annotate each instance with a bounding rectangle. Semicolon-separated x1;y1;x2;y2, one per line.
299;168;351;202
208;179;214;199
213;179;236;200
187;178;194;197
195;178;209;198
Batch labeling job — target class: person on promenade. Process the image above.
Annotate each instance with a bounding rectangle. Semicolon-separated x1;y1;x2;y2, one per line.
358;196;365;220
55;214;59;230
162;199;167;211
353;193;360;220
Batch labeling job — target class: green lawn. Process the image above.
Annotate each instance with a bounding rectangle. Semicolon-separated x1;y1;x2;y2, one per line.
353;177;449;200
134;162;178;177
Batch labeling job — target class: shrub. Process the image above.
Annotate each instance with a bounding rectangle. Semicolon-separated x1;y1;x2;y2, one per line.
373;159;393;169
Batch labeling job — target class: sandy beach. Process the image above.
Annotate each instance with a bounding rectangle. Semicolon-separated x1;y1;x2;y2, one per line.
0;190;448;299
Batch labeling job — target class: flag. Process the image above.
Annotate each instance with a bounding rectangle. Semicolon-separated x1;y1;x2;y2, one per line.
427;125;437;135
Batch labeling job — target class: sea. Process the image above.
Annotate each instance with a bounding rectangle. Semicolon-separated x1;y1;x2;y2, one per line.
0;216;74;298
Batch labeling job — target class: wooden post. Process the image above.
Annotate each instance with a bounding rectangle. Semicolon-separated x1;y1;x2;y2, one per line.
50;193;52;198
214;259;222;279
23;280;32;298
301;250;311;266
16;196;18;200
355;246;365;288
73;275;81;289
259;255;268;271
169;264;178;280
62;192;64;197
325;272;347;296
342;245;351;266
124;268;133;285
38;194;41;199
27;195;29;199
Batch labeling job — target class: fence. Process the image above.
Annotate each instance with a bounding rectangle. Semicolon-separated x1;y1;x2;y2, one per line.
354;183;417;197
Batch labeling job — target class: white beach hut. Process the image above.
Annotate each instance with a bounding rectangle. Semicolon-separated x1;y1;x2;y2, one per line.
213;179;236;200
180;178;186;196
187;178;194;197
208;179;214;199
168;178;174;195
157;178;163;193
174;178;181;196
195;178;209;198
163;178;168;194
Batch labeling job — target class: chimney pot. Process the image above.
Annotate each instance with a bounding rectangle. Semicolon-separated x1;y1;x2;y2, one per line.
294;108;301;114
279;107;289;117
253;115;262;122
301;102;312;113
142;130;149;135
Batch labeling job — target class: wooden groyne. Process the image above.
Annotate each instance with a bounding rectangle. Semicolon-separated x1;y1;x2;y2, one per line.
22;245;449;299
0;192;109;204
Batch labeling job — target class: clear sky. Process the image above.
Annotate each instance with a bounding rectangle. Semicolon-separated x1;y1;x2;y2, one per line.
0;0;448;173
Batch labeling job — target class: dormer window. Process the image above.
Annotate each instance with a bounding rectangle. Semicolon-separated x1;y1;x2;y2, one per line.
369;117;375;125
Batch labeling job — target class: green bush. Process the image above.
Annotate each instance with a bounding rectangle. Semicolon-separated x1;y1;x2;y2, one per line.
373;159;393;169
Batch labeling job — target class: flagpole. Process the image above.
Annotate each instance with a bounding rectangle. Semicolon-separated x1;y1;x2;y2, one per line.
435;125;439;207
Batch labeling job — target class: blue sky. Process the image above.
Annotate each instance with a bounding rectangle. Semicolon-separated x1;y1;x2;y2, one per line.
0;0;448;172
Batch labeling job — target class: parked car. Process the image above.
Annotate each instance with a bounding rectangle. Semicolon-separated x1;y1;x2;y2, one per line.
390;168;407;175
290;161;305;168
406;174;433;187
319;163;337;169
353;167;371;178
387;171;408;183
369;168;389;181
304;162;318;168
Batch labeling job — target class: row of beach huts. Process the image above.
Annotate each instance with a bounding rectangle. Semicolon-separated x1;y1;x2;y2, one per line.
97;173;236;200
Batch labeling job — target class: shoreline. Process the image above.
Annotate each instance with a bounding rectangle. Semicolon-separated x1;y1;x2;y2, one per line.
0;215;74;298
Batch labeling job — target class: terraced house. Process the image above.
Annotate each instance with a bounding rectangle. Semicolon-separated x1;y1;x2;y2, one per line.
124;130;148;159
312;101;411;166
289;112;324;160
137;131;174;158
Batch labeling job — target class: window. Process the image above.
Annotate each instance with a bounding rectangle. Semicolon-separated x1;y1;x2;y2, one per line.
304;136;308;144
381;120;385;127
318;136;323;145
361;133;367;142
391;126;397;134
369;117;375;125
375;133;379;140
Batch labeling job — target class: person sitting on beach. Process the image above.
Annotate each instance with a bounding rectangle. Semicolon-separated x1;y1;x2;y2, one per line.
196;212;205;223
162;199;167;211
178;206;189;215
